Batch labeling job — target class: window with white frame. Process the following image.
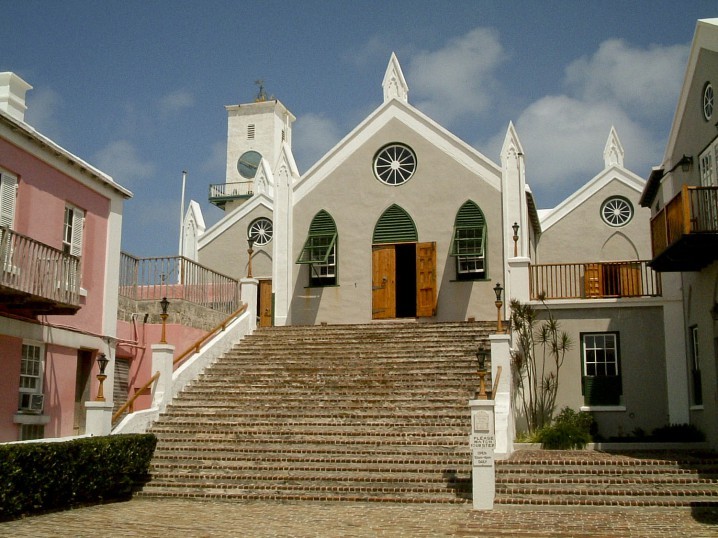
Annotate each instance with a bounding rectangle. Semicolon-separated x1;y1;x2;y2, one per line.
689;326;703;406
18;342;44;412
581;332;622;406
699;138;718;187
450;201;487;280
63;204;85;257
297;210;338;286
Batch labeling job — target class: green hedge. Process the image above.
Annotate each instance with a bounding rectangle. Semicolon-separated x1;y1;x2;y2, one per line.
0;433;156;521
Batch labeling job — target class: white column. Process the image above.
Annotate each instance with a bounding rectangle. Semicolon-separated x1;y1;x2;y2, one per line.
151;343;175;414
469;399;496;510
490;333;514;458
241;278;259;332
507;256;531;304
84;401;113;436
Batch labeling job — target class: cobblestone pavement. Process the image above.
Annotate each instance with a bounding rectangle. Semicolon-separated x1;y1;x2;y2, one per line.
1;499;717;537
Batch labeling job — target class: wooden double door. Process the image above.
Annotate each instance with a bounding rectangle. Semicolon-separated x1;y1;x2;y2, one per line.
372;242;436;319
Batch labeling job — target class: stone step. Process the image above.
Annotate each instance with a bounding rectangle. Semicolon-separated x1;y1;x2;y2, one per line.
138;485;471;504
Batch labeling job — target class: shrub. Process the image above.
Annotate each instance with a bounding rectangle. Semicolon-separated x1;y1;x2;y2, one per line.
0;434;156;521
651;423;706;442
536;407;593;450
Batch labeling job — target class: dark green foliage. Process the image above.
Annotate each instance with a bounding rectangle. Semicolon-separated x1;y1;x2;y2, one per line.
536;407;593;450
0;434;156;521
605;423;706;443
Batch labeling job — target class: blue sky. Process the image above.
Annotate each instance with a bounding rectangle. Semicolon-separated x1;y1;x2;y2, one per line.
2;1;715;256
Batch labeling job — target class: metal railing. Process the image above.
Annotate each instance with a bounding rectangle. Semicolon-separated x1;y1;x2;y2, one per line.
650;185;718;258
208;181;254;200
0;226;80;307
119;253;240;314
529;260;661;300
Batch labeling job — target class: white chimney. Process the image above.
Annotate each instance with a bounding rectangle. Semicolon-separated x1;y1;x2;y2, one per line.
0;72;32;122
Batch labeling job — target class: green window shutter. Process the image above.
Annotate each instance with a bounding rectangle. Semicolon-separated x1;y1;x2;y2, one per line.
582;375;622;406
373;204;417;244
297;210;337;264
450;201;486;256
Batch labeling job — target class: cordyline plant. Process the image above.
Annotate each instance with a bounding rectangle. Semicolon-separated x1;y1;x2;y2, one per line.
510;297;572;434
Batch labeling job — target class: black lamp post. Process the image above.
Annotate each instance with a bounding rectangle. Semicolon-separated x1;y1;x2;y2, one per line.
512;222;519;257
475;347;489;400
159;296;170;344
95;353;109;402
247;235;256;278
493;282;504;333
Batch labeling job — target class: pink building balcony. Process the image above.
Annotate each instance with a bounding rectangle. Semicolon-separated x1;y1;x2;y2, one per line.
0;226;81;316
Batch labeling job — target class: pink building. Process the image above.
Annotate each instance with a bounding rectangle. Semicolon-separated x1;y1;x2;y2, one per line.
0;72;131;442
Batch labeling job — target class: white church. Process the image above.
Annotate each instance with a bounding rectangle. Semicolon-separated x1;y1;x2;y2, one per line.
180;54;689;442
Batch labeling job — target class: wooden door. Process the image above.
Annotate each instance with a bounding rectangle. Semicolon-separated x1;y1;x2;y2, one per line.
619;263;642;297
372;245;396;319
584;263;603;297
259;279;273;327
415;242;436;317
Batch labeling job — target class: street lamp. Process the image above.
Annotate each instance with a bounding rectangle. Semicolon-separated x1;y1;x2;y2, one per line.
247;235;256;278
493;282;504;333
512;222;519;257
159;296;170;344
475;347;489;400
95;353;109;402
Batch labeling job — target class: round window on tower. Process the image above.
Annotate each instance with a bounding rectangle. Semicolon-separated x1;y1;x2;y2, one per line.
248;217;273;246
600;196;633;227
238;150;262;179
372;143;417;186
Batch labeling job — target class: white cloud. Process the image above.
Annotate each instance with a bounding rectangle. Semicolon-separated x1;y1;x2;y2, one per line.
158;89;194;116
24;87;62;137
292;113;343;173
513;96;658;201
93;140;155;186
481;39;686;206
408;27;505;126
564;39;689;120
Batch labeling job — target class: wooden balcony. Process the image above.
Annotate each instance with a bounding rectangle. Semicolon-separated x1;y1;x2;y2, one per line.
529;261;661;301
649;185;718;271
208;181;254;210
0;227;81;316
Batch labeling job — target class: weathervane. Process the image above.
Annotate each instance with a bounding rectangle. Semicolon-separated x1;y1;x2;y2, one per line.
254;79;268;102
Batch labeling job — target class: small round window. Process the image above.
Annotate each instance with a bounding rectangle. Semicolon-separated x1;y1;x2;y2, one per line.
248;217;273;246
601;196;633;227
373;143;417;186
237;150;262;179
703;82;714;121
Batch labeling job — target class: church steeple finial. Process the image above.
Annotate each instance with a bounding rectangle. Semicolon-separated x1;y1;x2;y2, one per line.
603;126;624;169
382;53;409;103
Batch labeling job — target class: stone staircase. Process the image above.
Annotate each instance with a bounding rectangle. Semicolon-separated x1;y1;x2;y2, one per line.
140;321;491;503
495;449;718;506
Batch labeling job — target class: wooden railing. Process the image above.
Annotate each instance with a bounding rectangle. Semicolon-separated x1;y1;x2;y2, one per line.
650;185;718;258
0;226;80;307
173;303;248;366
119;253;240;314
208;181;254;200
111;370;160;425
530;261;661;300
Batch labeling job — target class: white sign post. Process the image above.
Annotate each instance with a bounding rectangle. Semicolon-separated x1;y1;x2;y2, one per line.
469;398;496;510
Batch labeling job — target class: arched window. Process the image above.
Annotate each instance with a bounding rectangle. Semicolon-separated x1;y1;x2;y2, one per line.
296;210;337;286
450;201;487;279
372;204;418;244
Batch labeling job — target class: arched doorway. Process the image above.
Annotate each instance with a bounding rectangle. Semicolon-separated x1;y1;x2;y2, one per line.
372;204;436;319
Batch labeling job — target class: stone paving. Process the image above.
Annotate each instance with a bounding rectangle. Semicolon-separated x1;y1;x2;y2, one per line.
1;498;717;537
